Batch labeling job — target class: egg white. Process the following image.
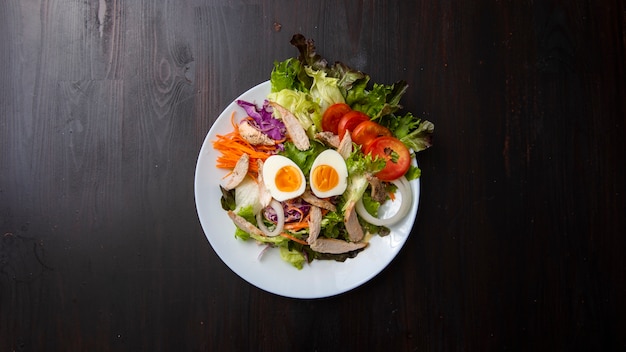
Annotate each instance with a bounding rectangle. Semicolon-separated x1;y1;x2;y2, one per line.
262;155;306;201
309;149;348;198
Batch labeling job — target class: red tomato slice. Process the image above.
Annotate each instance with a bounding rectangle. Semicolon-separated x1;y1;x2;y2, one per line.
337;111;370;138
365;136;411;181
351;120;392;148
322;103;352;134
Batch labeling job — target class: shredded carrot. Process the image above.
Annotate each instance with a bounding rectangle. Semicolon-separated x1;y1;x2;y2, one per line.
283;221;310;231
388;190;396;201
280;232;308;246
230;110;238;128
212;111;281;178
273;137;287;144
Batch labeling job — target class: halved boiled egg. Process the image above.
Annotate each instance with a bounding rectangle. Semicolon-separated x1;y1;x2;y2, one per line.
309;149;348;198
262;155;306;201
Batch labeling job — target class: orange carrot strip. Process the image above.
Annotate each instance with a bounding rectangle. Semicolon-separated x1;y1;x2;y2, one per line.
230;111;238;129
274;137;287;144
283;222;310;231
212;112;282;178
280;232;308;246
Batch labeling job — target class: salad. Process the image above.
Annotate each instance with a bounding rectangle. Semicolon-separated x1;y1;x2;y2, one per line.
214;34;434;269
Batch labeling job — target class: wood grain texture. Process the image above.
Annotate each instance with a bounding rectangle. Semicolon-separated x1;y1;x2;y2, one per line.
1;0;624;351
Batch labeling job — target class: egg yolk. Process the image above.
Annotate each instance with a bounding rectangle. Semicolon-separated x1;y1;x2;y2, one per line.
311;165;339;192
275;166;303;192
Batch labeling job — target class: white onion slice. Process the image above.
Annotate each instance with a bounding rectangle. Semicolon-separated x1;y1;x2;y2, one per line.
256;199;284;237
398;175;412;199
355;176;412;226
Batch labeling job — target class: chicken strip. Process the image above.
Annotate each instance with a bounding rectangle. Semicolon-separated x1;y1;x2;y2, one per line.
223;153;249;190
310;238;368;254
227;210;264;236
269;102;310;151
344;201;364;242
337;130;352;159
366;173;388;203
256;159;272;208
315;131;340;149
239;120;275;146
301;190;336;212
307;206;322;244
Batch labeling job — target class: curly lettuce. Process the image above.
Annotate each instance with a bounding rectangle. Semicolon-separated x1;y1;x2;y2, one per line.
346;79;409;120
340;145;386;212
279;140;326;176
379;112;434;152
271;34;412;126
305;66;345;113
271;57;310;93
267;89;322;138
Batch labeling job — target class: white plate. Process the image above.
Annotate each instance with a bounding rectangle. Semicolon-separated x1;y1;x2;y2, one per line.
194;81;420;299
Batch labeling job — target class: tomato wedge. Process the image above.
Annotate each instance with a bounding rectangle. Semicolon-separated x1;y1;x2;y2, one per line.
351;120;392;148
337;111;369;138
365;136;411;181
322;103;352;134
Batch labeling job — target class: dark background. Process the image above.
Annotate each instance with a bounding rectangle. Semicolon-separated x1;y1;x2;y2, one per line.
1;0;624;351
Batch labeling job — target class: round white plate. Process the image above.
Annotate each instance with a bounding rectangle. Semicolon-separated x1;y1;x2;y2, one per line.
194;81;420;299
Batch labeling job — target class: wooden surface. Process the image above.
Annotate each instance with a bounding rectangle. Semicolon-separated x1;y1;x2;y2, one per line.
1;1;624;350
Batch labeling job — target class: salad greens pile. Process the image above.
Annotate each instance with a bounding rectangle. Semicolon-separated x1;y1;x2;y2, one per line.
220;34;434;269
271;33;434;151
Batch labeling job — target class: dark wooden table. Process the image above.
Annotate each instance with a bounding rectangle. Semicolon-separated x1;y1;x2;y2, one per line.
1;1;624;350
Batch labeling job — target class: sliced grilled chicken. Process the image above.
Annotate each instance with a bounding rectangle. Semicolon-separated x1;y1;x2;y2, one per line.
269;102;310;151
366;173;387;203
223;153;249;190
315;131;340;149
310;238;368;254
301;190;336;212
344;201;364;242
337;130;352;159
256;159;272;208
227;210;264;236
307;206;322;244
239;120;275;146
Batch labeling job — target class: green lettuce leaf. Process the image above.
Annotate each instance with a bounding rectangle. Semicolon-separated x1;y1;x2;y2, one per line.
267;89;322;137
279;141;326;176
361;191;381;217
379;112;434;152
347;80;408;119
319;211;345;239
233;206;256;240
400;120;434;152
249;233;288;246
404;165;422;181
220;186;236;211
328;61;368;96
305;66;345;113
270;58;310;93
232;206;289;246
280;247;306;270
359;188;391;237
341;145;386;212
288;34;372;104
